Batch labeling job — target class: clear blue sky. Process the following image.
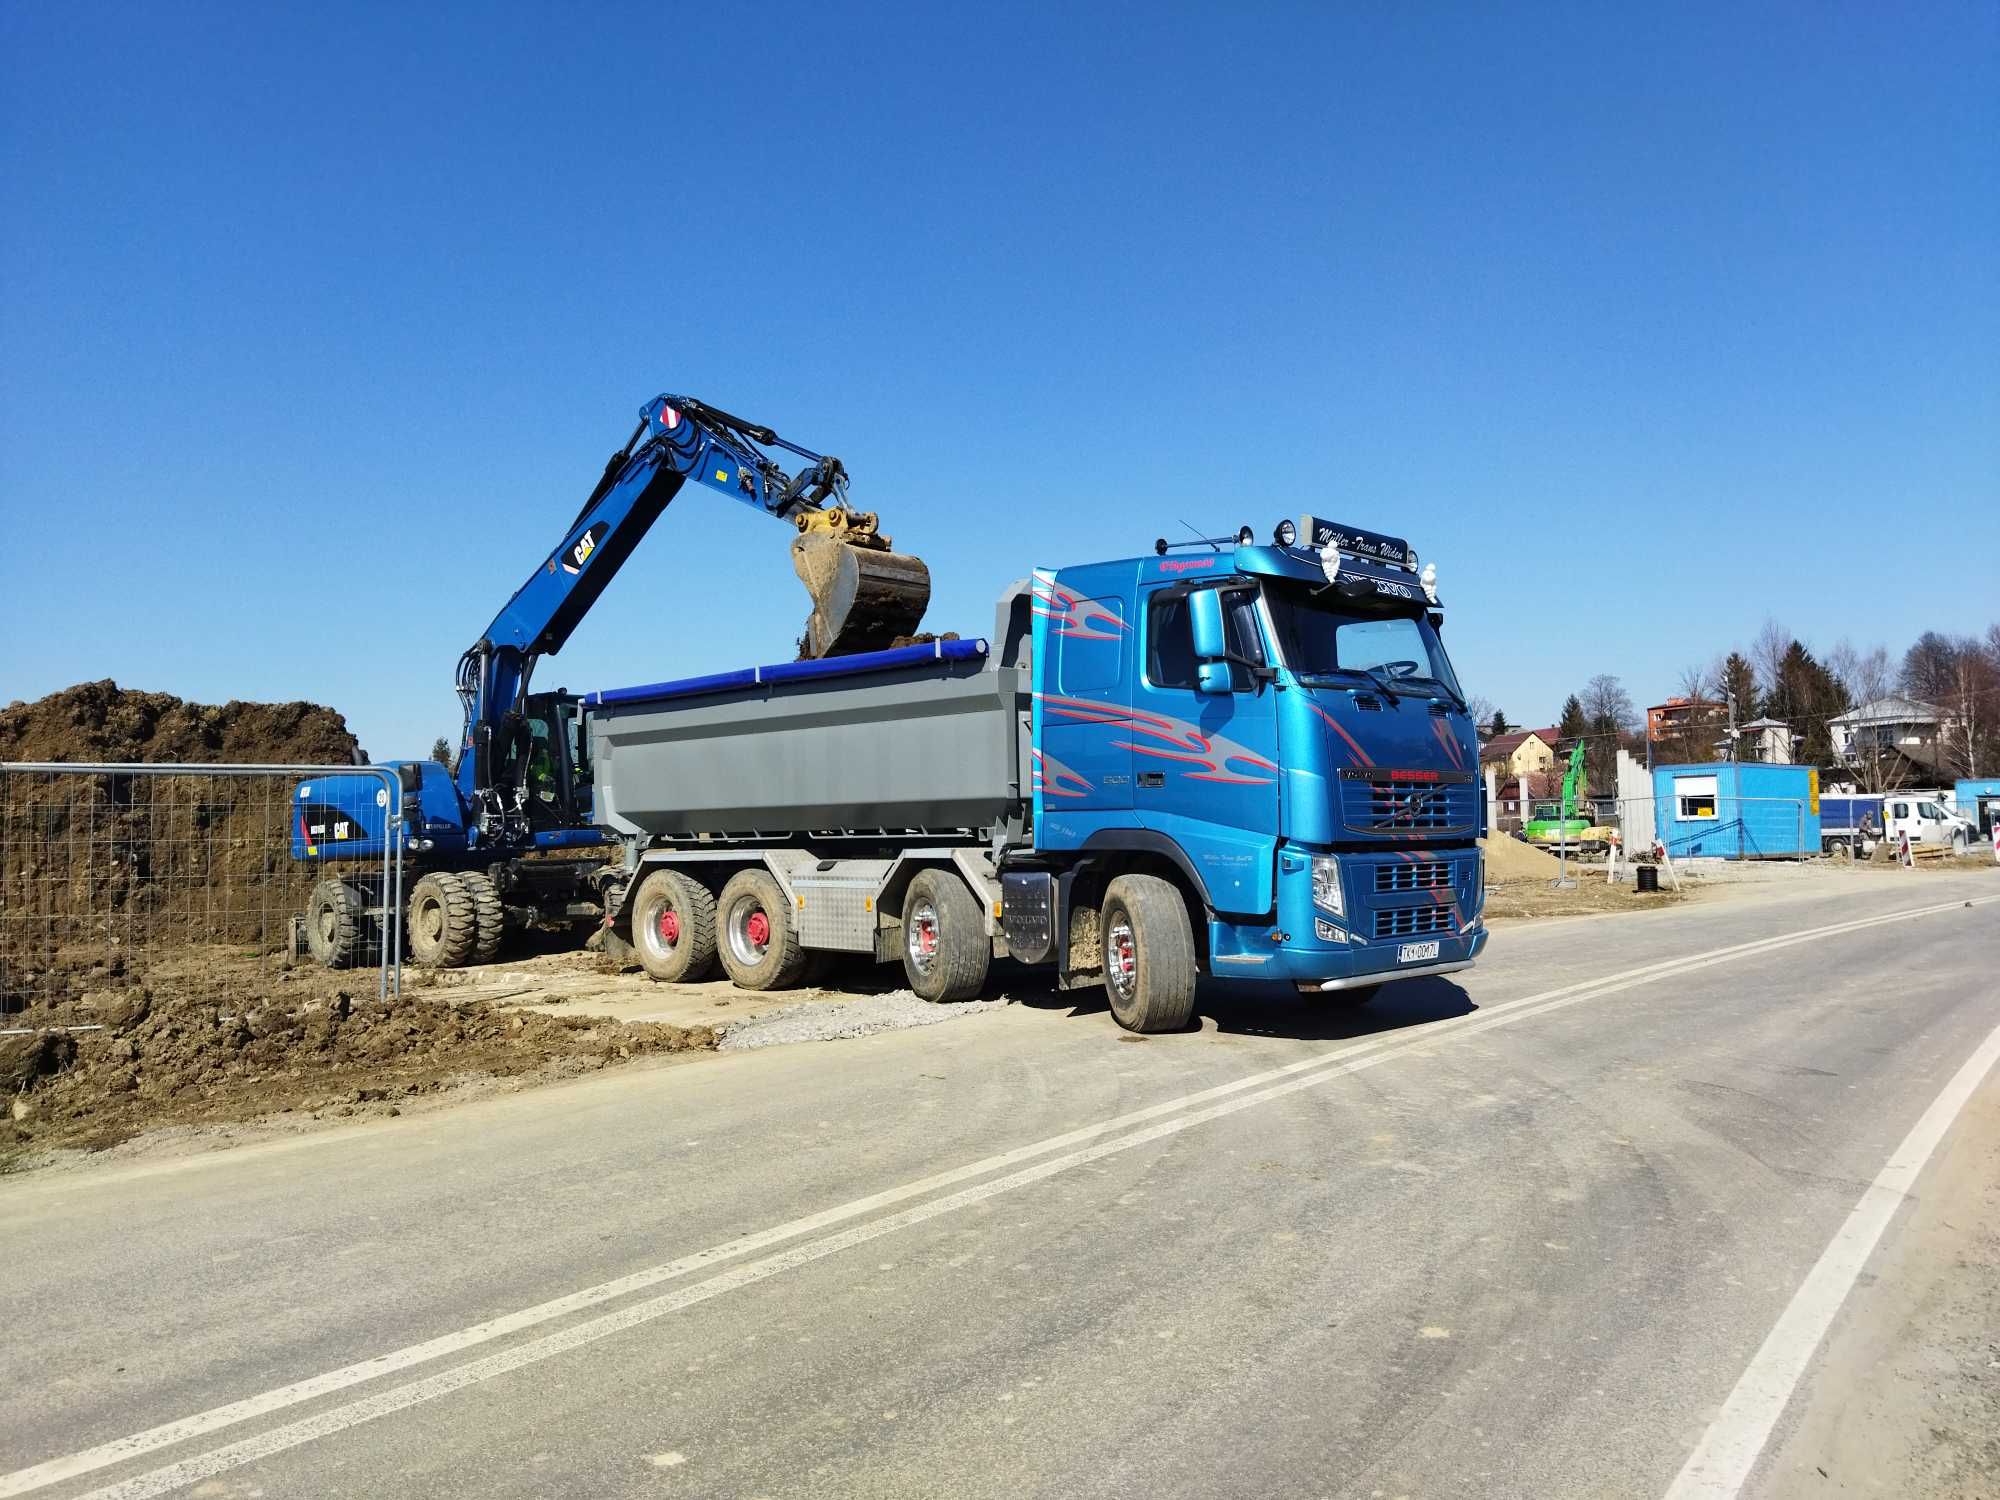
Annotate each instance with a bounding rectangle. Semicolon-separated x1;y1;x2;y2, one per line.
3;3;1994;755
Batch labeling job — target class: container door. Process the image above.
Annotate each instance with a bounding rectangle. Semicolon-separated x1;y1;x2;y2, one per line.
1130;582;1279;914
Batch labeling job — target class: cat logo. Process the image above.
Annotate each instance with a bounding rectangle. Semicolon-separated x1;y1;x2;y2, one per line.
562;523;608;576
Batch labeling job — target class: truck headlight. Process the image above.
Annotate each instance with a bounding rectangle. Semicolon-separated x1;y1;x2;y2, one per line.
1311;855;1343;917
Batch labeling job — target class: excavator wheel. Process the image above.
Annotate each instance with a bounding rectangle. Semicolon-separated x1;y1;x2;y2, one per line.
791;531;931;658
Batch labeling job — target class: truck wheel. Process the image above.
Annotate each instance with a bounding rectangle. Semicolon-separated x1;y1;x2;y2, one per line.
408;872;477;969
631;870;718;983
304;879;363;969
1100;874;1197;1034
715;869;810;990
901;868;990;1002
459;871;506;964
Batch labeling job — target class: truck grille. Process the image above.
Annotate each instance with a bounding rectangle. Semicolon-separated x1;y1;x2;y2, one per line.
1375;861;1455;892
1340;775;1476;835
1373;905;1454;939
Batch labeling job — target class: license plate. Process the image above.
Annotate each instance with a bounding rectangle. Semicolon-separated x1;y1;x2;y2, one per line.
1397;940;1441;964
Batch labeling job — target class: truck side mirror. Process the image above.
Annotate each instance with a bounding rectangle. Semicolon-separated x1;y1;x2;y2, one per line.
1189;589;1227;659
1187;590;1231;695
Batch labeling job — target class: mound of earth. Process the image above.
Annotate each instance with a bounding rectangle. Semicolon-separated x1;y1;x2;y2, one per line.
0;679;362;765
2;957;714;1163
1480;835;1566;883
1;683;368;1006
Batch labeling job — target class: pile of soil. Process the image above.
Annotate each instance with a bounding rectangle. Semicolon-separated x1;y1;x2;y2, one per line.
0;679;362;765
1;682;370;1007
1480;835;1566;883
2;953;714;1164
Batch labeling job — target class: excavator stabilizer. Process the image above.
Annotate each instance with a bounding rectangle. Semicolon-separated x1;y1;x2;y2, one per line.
790;508;932;657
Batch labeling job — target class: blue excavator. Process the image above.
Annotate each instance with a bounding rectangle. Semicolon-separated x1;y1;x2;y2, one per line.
294;393;930;969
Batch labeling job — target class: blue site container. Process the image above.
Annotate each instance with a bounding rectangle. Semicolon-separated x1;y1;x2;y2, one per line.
1958;778;2000;838
1652;762;1822;858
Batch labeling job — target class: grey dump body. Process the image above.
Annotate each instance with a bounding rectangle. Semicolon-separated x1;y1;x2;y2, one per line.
590;646;1031;844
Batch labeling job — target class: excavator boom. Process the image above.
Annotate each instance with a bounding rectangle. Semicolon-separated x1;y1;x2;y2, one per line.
459;392;929;841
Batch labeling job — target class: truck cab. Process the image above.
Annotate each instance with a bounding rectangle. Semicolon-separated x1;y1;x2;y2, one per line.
1030;517;1486;999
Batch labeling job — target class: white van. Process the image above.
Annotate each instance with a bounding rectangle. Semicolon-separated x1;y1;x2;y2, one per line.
1882;792;1979;854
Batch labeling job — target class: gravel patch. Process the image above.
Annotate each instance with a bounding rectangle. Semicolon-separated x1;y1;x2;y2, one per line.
717;990;993;1051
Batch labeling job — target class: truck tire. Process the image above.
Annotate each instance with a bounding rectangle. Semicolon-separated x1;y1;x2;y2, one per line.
631;869;718;984
901;867;990;1002
408;872;477;969
458;870;506;964
304;879;363;969
715;868;810;990
1100;874;1197;1034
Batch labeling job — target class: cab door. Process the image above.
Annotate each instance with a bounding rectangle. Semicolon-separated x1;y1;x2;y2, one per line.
1131;582;1280;914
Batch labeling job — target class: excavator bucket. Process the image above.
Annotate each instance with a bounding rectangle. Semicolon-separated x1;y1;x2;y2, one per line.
790;508;932;658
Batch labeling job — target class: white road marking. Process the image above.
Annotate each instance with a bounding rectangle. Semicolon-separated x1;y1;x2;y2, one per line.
1661;1012;2000;1500
6;894;1991;1499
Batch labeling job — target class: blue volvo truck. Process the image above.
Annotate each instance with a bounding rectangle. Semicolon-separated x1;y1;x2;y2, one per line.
590;515;1487;1032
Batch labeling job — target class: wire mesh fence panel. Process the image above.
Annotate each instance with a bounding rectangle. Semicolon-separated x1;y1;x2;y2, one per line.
1613;794;1814;863
0;763;401;1019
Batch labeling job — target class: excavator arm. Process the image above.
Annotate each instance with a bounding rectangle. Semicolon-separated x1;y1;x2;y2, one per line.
458;393;929;843
1559;738;1587;821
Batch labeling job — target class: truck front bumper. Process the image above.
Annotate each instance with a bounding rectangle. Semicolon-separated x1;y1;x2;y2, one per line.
1296;956;1477;993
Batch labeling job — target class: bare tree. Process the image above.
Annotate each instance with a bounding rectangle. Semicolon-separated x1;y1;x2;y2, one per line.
1580;674;1638;734
1751;617;1791;704
1825;640;1903;791
1903;632;1996;777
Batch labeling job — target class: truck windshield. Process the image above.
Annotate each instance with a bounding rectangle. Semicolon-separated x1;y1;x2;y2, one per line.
1263;584;1464;703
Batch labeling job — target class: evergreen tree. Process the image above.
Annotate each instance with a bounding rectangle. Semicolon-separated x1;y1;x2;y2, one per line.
1489;709;1510;738
1719;652;1759;723
1557;695;1588;743
430;736;454;768
1766;641;1849;766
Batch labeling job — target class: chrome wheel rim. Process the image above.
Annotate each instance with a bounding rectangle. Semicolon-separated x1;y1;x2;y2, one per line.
1106;917;1137;1002
906;900;939;976
728;903;770;966
640;897;677;959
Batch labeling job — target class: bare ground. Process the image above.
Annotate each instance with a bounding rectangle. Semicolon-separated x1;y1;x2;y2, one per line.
1762;1077;2000;1498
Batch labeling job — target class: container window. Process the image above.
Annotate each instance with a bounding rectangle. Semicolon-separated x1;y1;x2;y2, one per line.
1674;774;1718;820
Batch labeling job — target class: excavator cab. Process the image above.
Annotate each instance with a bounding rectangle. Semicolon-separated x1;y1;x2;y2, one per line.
494;692;594;834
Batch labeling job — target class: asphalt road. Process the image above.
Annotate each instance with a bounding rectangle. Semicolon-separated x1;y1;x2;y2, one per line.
4;871;1997;1500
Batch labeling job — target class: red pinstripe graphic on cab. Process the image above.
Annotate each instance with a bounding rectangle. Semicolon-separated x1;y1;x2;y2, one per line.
1430;716;1467;769
1305;700;1374;768
1031;748;1091;799
1030;583;1129;641
1036;695;1278;786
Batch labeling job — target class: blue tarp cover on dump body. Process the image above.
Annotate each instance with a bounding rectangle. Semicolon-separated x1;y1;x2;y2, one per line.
584;637;989;709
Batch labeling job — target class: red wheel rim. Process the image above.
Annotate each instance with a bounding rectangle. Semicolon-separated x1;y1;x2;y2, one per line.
657;909;680;947
746;910;770;947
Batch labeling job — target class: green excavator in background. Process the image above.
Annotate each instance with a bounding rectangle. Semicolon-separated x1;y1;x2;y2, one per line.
1521;739;1615;852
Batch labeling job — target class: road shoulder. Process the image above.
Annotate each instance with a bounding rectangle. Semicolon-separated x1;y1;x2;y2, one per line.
1761;1076;2000;1498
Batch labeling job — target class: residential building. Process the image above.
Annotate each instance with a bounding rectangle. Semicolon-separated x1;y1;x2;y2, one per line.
1735;716;1797;765
1827;697;1948;783
1480;728;1560;826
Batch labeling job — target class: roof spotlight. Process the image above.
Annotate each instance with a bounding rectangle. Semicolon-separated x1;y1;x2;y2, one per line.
1274;518;1297;547
1236;525;1255;546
